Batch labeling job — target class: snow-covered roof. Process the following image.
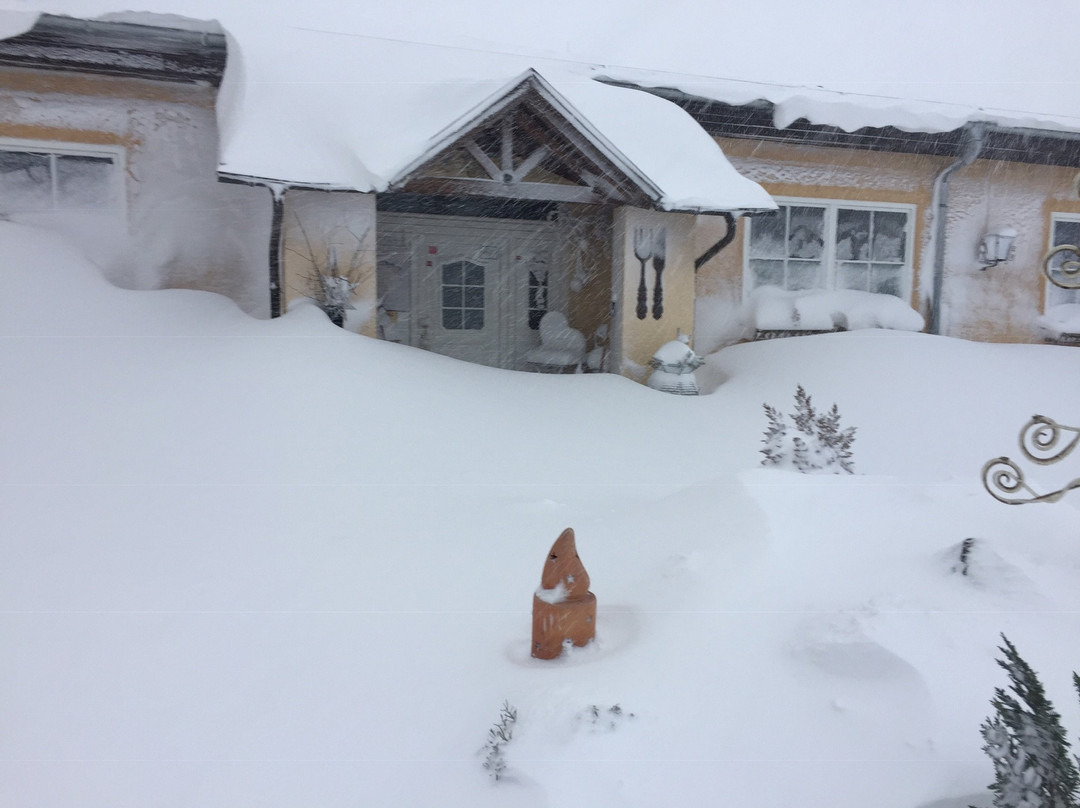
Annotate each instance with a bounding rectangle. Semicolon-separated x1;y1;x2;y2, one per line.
212;28;775;212
6;0;1080;201
597;68;1080;139
0;8;775;213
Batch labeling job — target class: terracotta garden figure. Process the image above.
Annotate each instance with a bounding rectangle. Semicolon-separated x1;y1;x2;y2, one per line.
531;527;596;659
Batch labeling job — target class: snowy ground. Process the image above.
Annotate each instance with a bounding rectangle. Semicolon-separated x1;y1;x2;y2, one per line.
3;221;1080;807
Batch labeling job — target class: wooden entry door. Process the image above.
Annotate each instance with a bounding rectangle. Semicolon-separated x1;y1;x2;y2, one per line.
414;233;503;367
379;214;558;370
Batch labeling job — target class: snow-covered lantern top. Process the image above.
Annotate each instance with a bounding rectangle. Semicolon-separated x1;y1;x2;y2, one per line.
647;334;704;395
978;227;1017;269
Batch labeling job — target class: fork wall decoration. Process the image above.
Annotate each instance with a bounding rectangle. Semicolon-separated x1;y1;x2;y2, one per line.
982;415;1080;504
632;226;668;320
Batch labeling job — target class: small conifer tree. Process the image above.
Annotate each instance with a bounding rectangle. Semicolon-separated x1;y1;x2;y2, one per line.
816;403;856;474
791;435;813;472
761;404;787;466
760;385;856;473
791;385;817;436
978;635;1079;808
1075;673;1080;773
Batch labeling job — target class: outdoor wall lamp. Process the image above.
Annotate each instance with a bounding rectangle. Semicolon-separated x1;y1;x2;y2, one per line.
978;227;1017;269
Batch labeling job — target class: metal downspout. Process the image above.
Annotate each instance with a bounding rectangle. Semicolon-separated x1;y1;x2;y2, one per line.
218;174;288;318
929;122;987;334
694;212;737;271
267;188;285;318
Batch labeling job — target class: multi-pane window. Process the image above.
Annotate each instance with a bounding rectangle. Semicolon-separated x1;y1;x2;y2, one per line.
0;146;122;215
441;260;485;330
747;204;826;292
1047;216;1080;307
746;200;913;300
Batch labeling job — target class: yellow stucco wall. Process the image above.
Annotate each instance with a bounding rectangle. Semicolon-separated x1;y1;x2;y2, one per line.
943;159;1080;343
281;190;378;336
613;207;697;378
700;135;1080;346
0;66;217;212
558;203;613;347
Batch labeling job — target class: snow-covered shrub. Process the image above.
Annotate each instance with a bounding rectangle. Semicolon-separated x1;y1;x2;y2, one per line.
978;635;1079;808
480;701;517;781
761;385;857;474
289;214;369;328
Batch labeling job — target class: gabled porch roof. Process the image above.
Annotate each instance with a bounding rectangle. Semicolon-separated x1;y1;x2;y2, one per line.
386;68;774;214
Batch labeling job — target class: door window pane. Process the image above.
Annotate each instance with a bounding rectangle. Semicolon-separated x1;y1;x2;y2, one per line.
441;260;485;330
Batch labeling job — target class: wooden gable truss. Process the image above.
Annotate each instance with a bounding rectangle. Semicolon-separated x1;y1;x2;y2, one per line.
391;71;660;209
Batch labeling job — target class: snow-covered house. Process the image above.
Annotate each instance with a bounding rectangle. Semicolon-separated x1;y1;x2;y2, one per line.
4;7;1080;380
620;80;1080;347
0;12;274;312
0;11;781;377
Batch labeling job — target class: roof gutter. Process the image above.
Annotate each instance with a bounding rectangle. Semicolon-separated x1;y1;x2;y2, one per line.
929;122;988;335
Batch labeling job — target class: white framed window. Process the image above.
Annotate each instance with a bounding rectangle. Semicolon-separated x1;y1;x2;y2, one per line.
744;198;915;300
0;139;124;217
441;259;485;330
1046;213;1080;307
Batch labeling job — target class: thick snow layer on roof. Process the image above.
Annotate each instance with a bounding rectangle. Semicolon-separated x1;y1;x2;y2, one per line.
8;0;1080;196
11;0;1080;137
0;6;773;211
599;69;1080;137
212;29;773;211
549;74;774;211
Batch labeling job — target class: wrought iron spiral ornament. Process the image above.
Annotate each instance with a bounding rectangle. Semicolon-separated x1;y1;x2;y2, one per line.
983;415;1080;505
1019;415;1080;465
1043;244;1080;289
982;456;1040;505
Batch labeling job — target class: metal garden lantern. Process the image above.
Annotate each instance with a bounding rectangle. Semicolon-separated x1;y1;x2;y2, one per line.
647;334;704;396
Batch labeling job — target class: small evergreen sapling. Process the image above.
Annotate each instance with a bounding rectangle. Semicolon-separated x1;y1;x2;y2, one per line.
760;385;857;473
1075;673;1080;773
978;635;1079;808
761;404;787;466
480;701;517;781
